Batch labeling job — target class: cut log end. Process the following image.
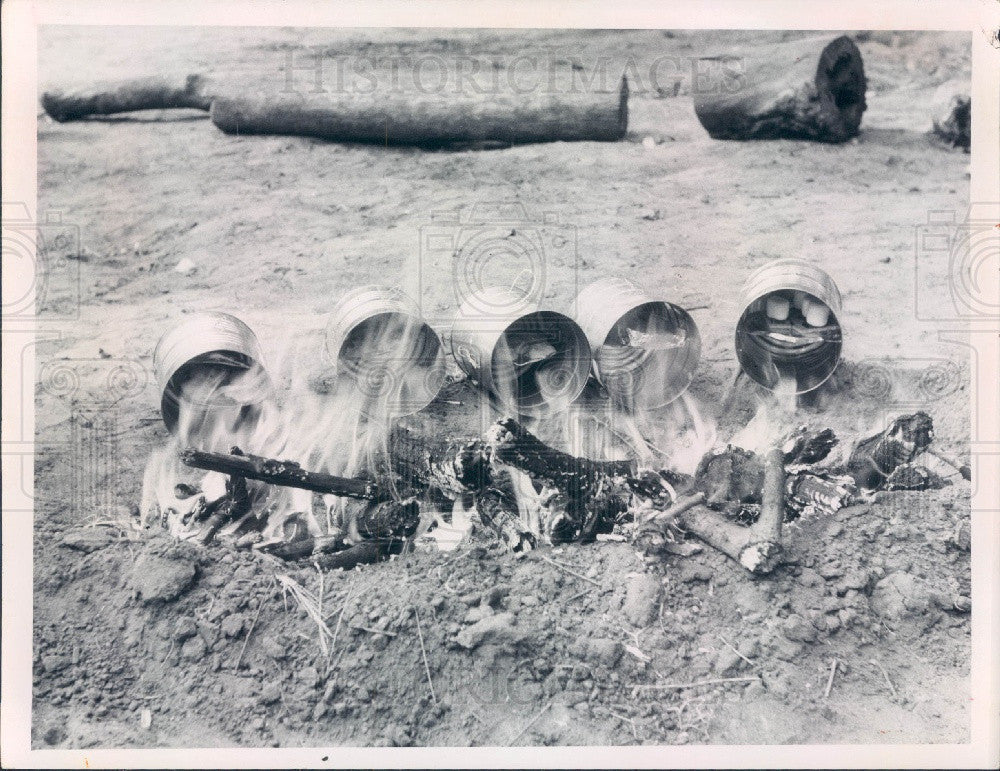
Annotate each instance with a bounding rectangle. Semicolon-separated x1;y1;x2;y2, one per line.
814;35;867;140
932;92;970;150
739;540;784;574
693;34;867;143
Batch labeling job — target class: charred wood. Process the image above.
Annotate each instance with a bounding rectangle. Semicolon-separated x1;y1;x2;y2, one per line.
180;447;382;500
847;412;934;488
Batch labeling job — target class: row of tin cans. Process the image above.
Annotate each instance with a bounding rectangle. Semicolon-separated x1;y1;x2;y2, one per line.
152;259;844;432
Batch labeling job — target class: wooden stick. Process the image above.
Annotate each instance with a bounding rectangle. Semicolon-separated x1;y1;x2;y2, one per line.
823;658;838;699
180;447;381;500
349;624;397;638
925;448;972;481
413;607;437;705
196;472;250;545
648;492;706;525
315;539;404;571
539;555;602;587
675;443;786;575
235;599;264;670
718;634;755;668
870;659;897;698
634;676;759;690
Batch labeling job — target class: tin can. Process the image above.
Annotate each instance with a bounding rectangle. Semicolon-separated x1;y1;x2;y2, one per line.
574;277;701;410
735;258;844;393
325;286;446;417
450;286;592;417
153;312;271;435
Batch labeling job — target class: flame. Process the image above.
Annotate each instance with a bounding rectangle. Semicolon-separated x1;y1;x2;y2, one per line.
144;308;722;550
142;314;437;544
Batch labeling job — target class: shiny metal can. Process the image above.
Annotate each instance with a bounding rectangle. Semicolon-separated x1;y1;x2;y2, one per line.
325;286;446;417
574;277;701;410
450;286;592;417
153;311;271;435
735;258;844;393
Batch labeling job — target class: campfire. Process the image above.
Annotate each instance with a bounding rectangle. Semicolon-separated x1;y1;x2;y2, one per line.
142;266;965;578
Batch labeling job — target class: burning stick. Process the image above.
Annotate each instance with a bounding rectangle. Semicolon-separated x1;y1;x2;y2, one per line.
180;447;382;500
476;487;537;552
484;417;670;541
675;445;787;574
314;539;404;571
195;469;250;545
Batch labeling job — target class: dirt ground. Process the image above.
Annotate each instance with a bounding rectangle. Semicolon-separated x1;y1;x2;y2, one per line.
31;27;972;748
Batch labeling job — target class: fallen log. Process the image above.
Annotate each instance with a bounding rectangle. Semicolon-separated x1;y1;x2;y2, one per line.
692;35;866;142
209;76;629;146
42;74;212;122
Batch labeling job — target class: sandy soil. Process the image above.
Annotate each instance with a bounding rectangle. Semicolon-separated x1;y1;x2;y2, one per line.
31;27;971;748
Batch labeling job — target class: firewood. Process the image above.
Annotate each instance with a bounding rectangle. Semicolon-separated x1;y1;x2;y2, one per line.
484;417;670;541
693;448;763;507
476;487;537;553
195;472;250;546
846;412;934;488
785;471;856;518
260;534;346;561
179;419;792;571
693;35;866;142
352;498;422;540
676;444;787;574
42;74;212;121
314;539;404;571
180;447;382;500
783;428;838;465
383;426;492;498
882;464;949;492
209;76;629;146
